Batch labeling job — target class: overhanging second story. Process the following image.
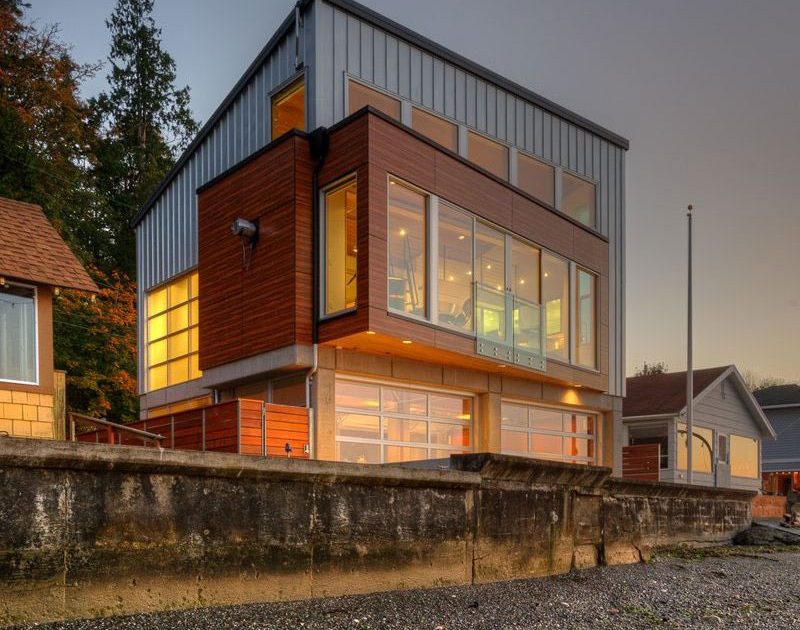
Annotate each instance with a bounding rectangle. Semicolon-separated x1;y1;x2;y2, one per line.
195;108;610;393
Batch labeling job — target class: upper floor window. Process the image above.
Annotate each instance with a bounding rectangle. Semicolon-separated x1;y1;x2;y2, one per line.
517;152;555;206
146;271;201;391
271;78;305;140
575;268;597;369
542;253;569;362
467;131;508;180
0;284;36;384
388;179;427;318
412;107;458;152
323;179;358;316
562;171;596;229
348;80;401;120
437;203;473;332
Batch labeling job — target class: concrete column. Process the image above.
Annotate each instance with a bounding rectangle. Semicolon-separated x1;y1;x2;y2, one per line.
477;392;502;453
606;403;623;476
312;367;336;461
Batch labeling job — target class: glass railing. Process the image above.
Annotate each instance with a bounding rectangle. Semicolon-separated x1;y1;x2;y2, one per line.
474;283;546;371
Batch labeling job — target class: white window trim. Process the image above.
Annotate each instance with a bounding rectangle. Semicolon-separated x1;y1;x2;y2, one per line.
0;281;39;386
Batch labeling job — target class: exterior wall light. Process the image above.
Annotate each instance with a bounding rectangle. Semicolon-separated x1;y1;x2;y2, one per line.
231;217;260;269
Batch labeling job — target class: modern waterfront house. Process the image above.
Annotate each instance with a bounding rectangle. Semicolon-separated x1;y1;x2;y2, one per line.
132;0;628;470
0;197;98;440
621;366;775;490
755;384;800;496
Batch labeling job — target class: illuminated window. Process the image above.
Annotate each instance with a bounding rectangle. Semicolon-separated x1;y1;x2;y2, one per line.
467;131;509;180
438;203;473;331
146;271;201;391
562;171;596;228
501;402;596;464
271;78;305;140
348;80;401;120
0;284;37;384
730;434;759;478
412;107;458;152
575;269;597;369
517;152;555;205
474;222;506;343
542;253;569;361
323;178;358;315
335;379;473;464
677;424;714;474
388;178;427;318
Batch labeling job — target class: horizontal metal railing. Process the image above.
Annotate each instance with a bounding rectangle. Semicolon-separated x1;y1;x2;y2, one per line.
68;412;164;446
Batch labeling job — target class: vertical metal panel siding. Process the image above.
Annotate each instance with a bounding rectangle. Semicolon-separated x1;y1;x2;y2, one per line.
313;1;625;395
135;22;309;394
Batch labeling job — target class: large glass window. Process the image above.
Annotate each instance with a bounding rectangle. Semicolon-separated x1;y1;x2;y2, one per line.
517;153;555;205
271;78;304;140
510;238;540;305
335;380;473;464
412;107;458;152
323;179;358;315
348;80;401;120
146;271;201;391
467;131;509;180
730;434;759;478
0;284;36;383
575;269;597;369
474;223;506;343
388;179;427;318
677;424;714;474
500;402;596;464
562;171;596;229
437;203;473;331
542;253;569;361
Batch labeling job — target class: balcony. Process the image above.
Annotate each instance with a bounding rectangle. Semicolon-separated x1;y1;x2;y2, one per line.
474;283;546;372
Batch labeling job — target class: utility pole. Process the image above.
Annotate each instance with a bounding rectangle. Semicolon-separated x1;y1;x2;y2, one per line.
686;205;694;485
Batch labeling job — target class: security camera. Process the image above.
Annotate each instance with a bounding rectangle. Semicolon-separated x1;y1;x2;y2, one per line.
230;217;257;238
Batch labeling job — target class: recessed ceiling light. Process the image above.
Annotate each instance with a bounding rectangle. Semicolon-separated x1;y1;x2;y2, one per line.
458;235;465;240
544;272;549;278
486;264;492;270
402;339;413;345
399;228;406;236
519;279;525;285
497;363;506;368
366;330;376;335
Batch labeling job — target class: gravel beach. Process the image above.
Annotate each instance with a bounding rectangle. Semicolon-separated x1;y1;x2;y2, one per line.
10;549;800;630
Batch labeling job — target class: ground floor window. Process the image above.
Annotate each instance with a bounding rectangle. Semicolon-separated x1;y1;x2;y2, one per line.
500;401;596;464
730;434;759;479
334;379;472;464
677;423;713;473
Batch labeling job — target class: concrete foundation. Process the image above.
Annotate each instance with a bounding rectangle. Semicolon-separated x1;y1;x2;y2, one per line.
0;439;753;625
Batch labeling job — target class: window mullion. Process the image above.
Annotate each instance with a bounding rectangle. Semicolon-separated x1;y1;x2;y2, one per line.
429;195;439;325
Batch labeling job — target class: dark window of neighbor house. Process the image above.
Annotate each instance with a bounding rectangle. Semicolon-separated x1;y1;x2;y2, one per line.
0;284;36;384
323;178;358;316
271;78;305;139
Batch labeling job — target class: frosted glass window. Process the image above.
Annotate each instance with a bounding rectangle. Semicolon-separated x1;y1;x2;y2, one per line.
517;153;555;205
412;107;458;151
348;80;401;120
562;171;596;228
468;131;509;179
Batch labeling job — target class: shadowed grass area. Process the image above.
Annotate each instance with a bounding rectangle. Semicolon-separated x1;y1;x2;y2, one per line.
654;543;800;561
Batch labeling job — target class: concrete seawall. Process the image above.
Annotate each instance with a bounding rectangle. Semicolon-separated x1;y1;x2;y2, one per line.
0;439;754;625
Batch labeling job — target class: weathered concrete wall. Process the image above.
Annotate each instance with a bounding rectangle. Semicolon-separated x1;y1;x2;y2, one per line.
0;439;753;625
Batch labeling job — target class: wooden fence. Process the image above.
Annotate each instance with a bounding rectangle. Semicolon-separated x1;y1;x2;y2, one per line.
75;399;310;459
621;443;661;481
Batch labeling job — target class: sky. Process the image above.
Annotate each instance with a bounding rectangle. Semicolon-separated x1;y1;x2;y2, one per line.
27;0;800;383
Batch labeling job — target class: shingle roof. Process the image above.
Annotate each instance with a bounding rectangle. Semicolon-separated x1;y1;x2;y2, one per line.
754;384;800;407
623;366;731;417
0;197;98;292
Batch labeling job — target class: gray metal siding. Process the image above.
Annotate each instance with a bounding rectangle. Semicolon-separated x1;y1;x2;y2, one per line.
694;376;764;439
313;0;625;396
762;407;800;468
135;15;311;394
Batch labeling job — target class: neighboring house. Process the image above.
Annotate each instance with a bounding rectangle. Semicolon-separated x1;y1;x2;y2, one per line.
755;384;800;496
0;197;98;439
621;366;775;490
133;0;629;469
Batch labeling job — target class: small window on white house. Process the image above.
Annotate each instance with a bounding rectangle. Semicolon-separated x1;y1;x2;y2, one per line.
718;434;729;464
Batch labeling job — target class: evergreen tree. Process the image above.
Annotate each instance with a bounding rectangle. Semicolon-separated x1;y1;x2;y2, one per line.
91;0;198;277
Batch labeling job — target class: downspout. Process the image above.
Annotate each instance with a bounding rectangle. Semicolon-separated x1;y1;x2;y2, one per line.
307;126;330;459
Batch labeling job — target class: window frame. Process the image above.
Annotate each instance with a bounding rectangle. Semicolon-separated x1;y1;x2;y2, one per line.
559;168;599;229
320;174;359;320
345;75;403;121
334;376;475;464
574;266;598;370
0;281;39;386
144;270;201;392
269;73;306;141
411;105;459;152
466;129;510;180
516;149;557;206
500;399;599;465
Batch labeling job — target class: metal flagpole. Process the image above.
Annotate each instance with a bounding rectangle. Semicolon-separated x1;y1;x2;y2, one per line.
686;205;694;485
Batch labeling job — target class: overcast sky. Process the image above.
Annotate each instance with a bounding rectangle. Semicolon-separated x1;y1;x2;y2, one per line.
28;0;800;382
